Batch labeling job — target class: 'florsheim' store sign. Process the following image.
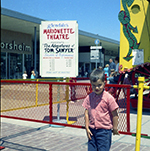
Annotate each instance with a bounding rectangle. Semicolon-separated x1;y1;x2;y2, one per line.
1;40;31;53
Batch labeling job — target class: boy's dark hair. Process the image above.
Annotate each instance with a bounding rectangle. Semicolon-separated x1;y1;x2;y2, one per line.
90;69;105;82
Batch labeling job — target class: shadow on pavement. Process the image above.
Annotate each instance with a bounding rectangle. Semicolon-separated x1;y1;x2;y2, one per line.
1;141;46;151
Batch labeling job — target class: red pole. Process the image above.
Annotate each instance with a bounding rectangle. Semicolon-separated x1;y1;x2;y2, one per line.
126;87;130;132
49;84;52;124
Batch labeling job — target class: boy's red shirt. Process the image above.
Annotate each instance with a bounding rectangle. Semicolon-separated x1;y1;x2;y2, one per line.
82;90;119;129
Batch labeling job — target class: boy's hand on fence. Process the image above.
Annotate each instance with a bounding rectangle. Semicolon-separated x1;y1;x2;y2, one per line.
86;128;93;140
113;129;120;135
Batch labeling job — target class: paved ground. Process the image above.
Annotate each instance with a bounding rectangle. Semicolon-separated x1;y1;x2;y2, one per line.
1;107;150;151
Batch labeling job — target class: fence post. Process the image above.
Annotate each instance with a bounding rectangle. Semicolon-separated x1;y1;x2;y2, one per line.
49;84;53;124
35;79;39;106
57;79;60;121
126;86;130;132
66;78;70;122
135;77;144;151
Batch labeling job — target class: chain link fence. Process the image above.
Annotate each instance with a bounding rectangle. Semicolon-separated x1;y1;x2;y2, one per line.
1;80;131;134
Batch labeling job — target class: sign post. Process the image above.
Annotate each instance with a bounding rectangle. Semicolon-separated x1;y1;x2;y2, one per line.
40;21;78;124
95;39;100;69
95;39;100;68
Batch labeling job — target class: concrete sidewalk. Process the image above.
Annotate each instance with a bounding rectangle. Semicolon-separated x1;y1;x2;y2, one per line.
1;109;150;151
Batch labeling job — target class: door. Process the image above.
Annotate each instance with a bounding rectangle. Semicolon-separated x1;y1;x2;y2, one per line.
9;53;23;79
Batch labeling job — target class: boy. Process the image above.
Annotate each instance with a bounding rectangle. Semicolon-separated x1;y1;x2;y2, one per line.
22;71;28;79
22;71;28;85
82;69;119;151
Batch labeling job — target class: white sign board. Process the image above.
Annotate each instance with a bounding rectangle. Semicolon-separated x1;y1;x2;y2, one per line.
40;21;78;77
90;46;102;63
90;49;99;62
90;46;102;49
132;49;144;65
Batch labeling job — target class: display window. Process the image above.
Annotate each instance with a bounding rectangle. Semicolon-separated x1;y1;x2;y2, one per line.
9;53;23;79
1;52;32;79
1;52;6;79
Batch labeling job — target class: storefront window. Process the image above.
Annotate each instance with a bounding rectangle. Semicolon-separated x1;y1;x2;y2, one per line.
9;53;23;79
1;52;6;79
1;52;32;79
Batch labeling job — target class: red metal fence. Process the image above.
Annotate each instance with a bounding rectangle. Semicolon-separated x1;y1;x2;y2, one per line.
1;80;131;134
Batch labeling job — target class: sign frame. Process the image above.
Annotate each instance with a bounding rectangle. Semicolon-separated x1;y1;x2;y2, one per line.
40;21;78;77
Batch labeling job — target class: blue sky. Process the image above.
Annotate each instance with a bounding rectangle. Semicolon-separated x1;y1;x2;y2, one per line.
1;0;121;41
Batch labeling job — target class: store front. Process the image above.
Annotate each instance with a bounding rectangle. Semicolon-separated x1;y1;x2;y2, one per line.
1;8;120;79
1;29;33;79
